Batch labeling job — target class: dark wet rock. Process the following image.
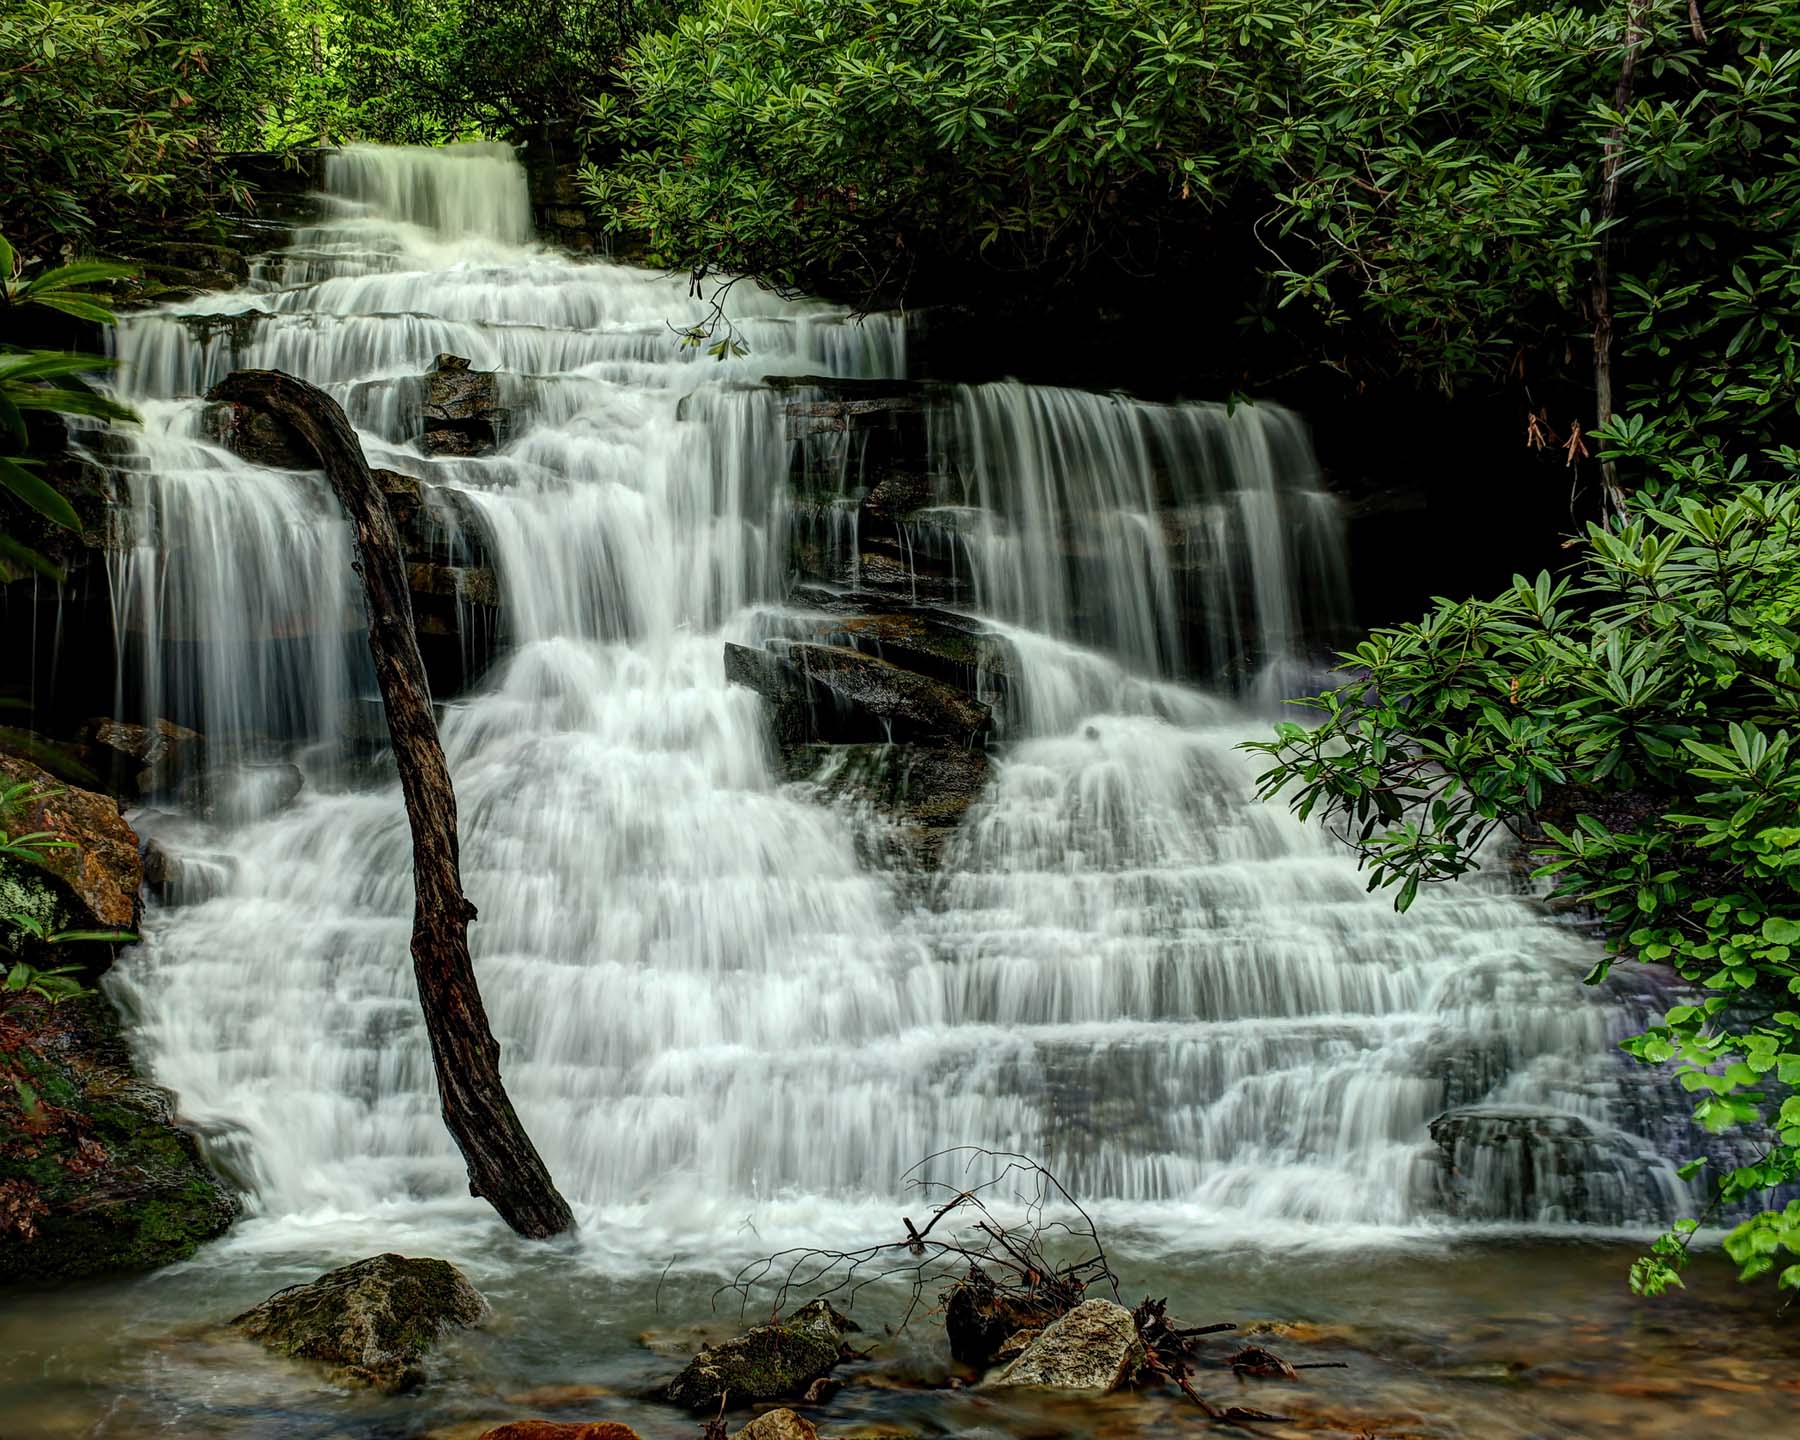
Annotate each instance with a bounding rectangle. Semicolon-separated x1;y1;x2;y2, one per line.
800;1375;840;1404
233;1253;486;1391
725;642;991;746
0;990;238;1282
408;561;502;609
985;1299;1145;1392
179;762;305;823
1428;1106;1673;1224
140;837;231;907
735;1411;818;1440
783;743;990;874
0;753;141;931
81;717;206;801
665;1299;856;1412
422;353;506;456
476;1423;643;1440
942;1267;1069;1367
791;607;1009;703
201;397;312;469
376;467;426;532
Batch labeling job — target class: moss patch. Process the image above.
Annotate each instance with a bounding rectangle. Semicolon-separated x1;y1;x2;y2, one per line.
665;1300;855;1411
0;991;238;1284
232;1253;486;1391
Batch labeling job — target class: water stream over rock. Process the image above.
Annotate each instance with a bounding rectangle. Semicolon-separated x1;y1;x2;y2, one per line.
99;138;1698;1249
7;140;1731;1437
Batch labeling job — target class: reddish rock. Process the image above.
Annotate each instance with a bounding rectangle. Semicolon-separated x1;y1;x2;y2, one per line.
0;754;141;929
475;1425;643;1440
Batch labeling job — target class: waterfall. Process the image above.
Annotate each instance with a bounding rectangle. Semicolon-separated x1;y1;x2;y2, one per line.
97;143;1690;1263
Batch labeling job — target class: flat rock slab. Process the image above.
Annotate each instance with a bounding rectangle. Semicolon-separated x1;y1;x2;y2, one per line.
986;1298;1144;1393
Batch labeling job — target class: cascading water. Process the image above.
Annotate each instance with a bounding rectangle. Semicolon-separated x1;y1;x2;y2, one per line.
95;140;1694;1280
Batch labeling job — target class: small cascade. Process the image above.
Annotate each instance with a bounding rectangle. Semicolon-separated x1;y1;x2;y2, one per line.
933;384;1349;682
94;141;1693;1264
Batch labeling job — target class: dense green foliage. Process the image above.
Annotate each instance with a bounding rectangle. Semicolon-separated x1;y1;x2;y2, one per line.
0;234;135;578
0;1;262;253
2;0;680;252
587;3;1784;406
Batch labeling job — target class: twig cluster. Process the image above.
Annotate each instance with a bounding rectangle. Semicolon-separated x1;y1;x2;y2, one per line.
715;1147;1342;1427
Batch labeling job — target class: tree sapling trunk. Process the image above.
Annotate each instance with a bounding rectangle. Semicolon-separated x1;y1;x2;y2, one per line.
207;368;575;1239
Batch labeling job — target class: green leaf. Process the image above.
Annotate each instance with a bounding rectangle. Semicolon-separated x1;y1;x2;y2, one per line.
0;457;79;529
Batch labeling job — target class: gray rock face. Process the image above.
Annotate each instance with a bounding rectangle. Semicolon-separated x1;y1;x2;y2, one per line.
665;1299;855;1412
422;353;505;456
724;642;991;746
1428;1106;1676;1224
986;1299;1144;1392
232;1253;486;1391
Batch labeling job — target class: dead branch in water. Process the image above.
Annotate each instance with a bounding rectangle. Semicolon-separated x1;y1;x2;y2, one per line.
718;1146;1336;1426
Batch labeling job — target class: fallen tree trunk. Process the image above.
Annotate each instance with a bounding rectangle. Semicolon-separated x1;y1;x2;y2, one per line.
207;368;575;1239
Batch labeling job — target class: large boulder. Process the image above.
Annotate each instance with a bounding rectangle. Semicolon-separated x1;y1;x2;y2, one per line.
232;1253;486;1391
0;991;238;1281
422;353;506;456
724;642;991;746
985;1299;1145;1392
0;753;141;930
666;1299;856;1412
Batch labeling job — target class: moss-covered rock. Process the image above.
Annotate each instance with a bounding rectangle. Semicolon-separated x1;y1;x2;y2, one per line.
0;992;239;1282
233;1252;487;1391
0;753;141;930
665;1299;856;1412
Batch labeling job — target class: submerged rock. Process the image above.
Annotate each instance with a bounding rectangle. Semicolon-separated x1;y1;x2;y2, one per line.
666;1299;856;1412
475;1425;642;1440
985;1299;1145;1392
232;1253;486;1391
1428;1106;1674;1223
179;761;306;823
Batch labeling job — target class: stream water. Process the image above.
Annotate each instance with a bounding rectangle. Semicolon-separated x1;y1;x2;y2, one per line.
2;143;1781;1439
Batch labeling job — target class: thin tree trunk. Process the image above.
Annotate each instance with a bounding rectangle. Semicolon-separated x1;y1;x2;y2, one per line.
1591;2;1650;525
208;369;575;1239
